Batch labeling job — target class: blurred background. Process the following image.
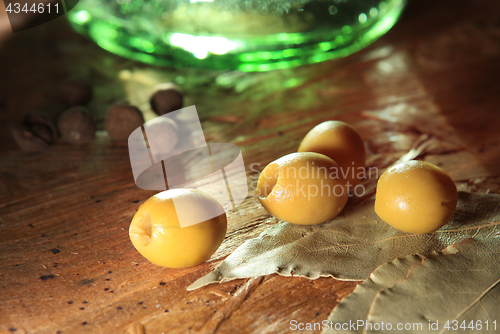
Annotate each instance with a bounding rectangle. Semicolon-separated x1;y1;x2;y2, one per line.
1;0;416;154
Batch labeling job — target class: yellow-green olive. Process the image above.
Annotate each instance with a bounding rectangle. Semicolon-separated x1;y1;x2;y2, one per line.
298;121;366;186
257;152;348;225
374;160;458;234
129;189;227;268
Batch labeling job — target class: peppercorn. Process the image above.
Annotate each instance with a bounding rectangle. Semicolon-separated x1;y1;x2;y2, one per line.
149;83;183;116
59;78;92;107
105;104;144;141
57;107;95;145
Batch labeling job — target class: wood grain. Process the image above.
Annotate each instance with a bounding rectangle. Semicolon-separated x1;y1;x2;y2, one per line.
1;0;500;333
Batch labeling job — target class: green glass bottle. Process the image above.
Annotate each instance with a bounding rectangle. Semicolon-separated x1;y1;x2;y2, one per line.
68;0;406;72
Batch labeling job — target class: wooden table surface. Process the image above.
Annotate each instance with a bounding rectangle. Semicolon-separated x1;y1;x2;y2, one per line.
1;0;500;333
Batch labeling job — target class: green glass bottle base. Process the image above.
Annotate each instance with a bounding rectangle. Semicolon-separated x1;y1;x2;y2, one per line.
68;0;405;72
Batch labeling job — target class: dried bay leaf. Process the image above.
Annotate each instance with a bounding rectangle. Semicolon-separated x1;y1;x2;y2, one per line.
324;254;427;334
188;193;500;290
323;193;500;334
363;239;500;334
323;246;459;334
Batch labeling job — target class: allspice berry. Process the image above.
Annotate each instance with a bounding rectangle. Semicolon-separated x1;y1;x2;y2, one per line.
143;116;179;162
57;107;95;145
59;78;92;107
23;111;57;144
11;126;48;152
11;111;58;152
105;104;144;141
149;83;183;116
